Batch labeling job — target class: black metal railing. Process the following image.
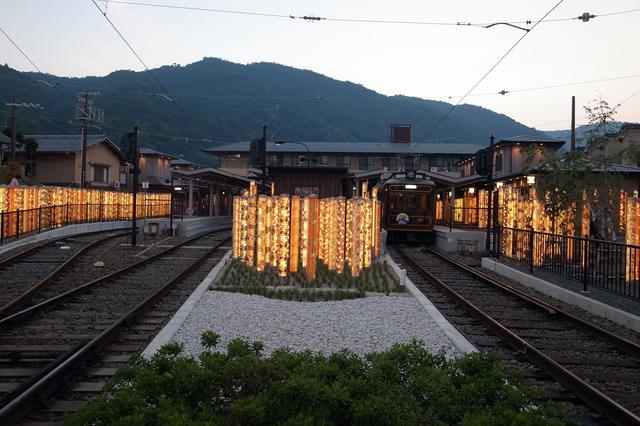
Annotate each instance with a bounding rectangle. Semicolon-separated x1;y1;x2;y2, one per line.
1;201;171;244
494;226;640;302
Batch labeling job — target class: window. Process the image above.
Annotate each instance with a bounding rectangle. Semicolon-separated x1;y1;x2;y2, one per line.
310;155;328;166
495;153;503;172
448;156;461;172
91;164;109;183
336;155;351;168
359;156;374;170
381;156;397;171
429;156;444;172
268;154;283;166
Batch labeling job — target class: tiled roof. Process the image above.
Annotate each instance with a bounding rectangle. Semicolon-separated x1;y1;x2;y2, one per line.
498;135;565;144
140;147;177;158
26;135;111;152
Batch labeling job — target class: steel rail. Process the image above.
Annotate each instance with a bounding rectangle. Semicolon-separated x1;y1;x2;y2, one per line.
0;230;127;268
0;231;129;315
394;247;640;426
428;248;640;359
0;231;219;331
0;233;230;423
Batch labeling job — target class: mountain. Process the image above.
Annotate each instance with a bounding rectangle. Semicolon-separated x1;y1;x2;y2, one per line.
0;58;549;166
544;122;626;154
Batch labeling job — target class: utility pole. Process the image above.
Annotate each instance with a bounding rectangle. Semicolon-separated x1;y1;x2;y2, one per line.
485;133;495;252
76;92;104;188
261;124;267;186
6;99;43;162
571;96;576;152
130;125;140;247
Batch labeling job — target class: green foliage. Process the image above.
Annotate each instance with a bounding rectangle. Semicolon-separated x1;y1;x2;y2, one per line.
0;60;547;167
523;97;625;237
63;337;576;425
210;258;404;301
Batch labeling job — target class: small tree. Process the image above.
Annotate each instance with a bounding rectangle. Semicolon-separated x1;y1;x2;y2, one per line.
524;97;623;238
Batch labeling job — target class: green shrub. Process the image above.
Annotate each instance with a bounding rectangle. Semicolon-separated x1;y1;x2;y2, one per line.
64;335;576;425
210;259;403;302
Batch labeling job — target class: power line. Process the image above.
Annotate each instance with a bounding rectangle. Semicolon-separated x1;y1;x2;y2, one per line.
98;1;640;28
90;0;212;139
0;26;66;99
90;0;175;102
418;0;566;143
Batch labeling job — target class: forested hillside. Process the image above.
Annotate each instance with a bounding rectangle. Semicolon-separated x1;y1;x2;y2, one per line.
1;58;548;166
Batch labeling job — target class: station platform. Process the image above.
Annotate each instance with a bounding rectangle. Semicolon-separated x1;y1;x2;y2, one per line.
0;215;233;255
432;225;487;255
140;216;232;238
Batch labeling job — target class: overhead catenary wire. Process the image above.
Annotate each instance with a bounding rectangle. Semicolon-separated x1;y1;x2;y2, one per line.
418;0;566;143
97;1;640;28
90;0;214;142
0;26;66;99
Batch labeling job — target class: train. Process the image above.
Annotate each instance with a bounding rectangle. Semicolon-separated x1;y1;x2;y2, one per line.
378;170;436;242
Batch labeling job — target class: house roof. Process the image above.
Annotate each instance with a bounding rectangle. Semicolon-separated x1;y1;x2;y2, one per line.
27;134;118;153
495;135;566;148
140;147;177;158
204;141;485;156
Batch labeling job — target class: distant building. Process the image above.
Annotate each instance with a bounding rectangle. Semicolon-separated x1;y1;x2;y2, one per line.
27;135;122;188
206;140;484;175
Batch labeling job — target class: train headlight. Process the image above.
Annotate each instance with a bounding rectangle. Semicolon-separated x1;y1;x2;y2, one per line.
405;184;417;189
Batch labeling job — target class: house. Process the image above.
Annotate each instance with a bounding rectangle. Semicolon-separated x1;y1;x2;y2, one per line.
459;135;566;181
27;135;123;188
137;147;178;193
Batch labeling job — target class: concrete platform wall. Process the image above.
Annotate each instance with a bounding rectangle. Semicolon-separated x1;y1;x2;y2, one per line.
432;226;486;254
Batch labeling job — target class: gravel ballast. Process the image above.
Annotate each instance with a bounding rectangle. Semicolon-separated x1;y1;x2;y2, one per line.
138;251;476;360
171;290;463;359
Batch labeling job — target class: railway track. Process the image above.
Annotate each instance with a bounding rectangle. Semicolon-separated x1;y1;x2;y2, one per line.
390;244;640;426
0;229;232;425
0;231;133;316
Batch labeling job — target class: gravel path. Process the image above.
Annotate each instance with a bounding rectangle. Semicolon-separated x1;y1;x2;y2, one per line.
171;290;463;359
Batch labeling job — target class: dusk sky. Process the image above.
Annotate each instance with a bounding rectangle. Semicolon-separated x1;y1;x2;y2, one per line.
2;0;639;134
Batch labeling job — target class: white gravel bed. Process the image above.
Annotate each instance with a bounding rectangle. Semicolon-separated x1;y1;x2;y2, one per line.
171;290;462;359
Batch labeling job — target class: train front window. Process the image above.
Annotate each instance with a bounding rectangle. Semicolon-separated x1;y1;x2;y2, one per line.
390;192;428;211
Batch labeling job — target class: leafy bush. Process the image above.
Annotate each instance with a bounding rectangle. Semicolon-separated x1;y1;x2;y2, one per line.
211;259;404;301
64;334;576;425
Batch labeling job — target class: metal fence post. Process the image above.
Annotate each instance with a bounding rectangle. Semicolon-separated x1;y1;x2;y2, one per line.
582;234;589;293
16;208;21;239
528;226;534;274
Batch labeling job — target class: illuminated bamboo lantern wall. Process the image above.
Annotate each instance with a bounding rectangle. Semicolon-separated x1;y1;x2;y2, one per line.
256;195;268;271
0;186;170;239
306;195;319;279
435;197;444;222
478;190;488;229
317;199;329;264
266;197;275;267
245;195;257;267
363;197;373;269
232;196;242;259
289;196;300;272
625;197;638;282
336;197;347;273
501;186;515;257
232;192;379;280
277;196;290;277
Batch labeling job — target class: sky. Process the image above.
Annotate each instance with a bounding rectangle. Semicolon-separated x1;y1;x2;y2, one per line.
1;0;639;134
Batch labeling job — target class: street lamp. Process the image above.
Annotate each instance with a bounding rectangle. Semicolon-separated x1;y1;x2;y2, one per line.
274;141;310;166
